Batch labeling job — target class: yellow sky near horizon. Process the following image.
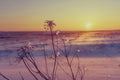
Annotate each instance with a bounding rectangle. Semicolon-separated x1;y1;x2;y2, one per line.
0;0;120;31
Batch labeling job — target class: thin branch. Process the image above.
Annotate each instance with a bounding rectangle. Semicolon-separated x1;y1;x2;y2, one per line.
57;61;71;78
22;59;39;80
43;45;49;78
49;24;57;80
0;73;10;80
19;72;25;80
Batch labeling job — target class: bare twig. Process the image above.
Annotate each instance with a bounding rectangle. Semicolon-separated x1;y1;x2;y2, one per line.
0;73;10;80
19;72;25;80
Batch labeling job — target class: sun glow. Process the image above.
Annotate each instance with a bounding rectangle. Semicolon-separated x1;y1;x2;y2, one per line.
85;23;92;29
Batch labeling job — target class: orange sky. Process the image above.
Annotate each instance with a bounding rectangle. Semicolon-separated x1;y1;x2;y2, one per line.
0;0;120;31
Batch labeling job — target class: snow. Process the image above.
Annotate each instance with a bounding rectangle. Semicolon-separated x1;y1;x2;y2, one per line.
0;31;120;80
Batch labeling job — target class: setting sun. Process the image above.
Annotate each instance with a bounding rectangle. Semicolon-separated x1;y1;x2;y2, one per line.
85;23;92;29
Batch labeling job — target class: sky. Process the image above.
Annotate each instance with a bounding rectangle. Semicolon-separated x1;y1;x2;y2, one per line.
0;0;120;31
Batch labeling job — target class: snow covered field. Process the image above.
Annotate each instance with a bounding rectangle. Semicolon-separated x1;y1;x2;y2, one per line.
0;31;120;80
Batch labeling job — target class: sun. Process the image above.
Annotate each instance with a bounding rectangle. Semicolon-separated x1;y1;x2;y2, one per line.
85;22;92;29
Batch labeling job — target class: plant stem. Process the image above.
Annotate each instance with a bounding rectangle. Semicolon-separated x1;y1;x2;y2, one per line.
50;26;57;80
0;73;10;80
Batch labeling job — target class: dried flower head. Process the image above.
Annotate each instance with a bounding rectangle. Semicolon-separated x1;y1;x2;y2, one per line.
44;20;56;28
56;51;60;57
56;30;60;35
62;38;70;43
77;49;80;53
16;42;34;62
50;51;60;60
44;26;49;31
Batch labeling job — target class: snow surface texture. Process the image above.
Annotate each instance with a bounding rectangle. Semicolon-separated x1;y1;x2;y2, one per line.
0;31;120;80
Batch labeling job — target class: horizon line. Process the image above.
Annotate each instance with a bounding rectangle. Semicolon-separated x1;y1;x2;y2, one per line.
0;29;120;32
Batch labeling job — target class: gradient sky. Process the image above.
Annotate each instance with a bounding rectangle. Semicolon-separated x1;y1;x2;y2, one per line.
0;0;120;31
